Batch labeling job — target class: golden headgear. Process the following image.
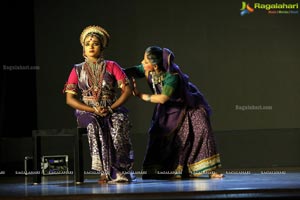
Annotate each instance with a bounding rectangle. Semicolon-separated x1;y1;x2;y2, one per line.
80;25;110;48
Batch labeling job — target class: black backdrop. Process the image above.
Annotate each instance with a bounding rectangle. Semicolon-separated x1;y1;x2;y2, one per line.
1;0;300;173
1;0;36;137
1;0;300;135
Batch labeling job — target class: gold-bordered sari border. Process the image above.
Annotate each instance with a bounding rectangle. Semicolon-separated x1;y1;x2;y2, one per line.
188;154;221;177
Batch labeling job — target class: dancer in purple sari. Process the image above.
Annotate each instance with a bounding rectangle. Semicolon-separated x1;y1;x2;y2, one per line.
125;46;223;179
63;25;135;183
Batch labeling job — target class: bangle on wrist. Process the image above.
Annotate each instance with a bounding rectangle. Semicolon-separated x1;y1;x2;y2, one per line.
145;94;151;102
93;106;99;113
107;106;113;114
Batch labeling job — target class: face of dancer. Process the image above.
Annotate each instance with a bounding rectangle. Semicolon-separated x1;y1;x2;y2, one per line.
84;35;101;60
141;52;155;72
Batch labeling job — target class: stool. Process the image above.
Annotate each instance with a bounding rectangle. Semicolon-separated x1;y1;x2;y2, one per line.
32;127;87;184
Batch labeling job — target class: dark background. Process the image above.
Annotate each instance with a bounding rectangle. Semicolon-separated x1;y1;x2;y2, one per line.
1;0;299;174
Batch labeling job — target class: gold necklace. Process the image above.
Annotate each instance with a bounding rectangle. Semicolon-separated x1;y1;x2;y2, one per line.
150;71;165;94
84;60;105;100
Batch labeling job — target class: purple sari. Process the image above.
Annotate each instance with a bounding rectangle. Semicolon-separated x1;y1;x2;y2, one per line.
66;60;134;182
142;48;221;179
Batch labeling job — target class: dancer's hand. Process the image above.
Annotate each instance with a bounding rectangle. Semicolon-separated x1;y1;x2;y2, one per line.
93;106;108;117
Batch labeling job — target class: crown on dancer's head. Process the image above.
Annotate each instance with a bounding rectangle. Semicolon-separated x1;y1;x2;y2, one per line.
80;25;110;48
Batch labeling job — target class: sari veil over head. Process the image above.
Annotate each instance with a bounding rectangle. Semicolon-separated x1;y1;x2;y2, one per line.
162;48;211;115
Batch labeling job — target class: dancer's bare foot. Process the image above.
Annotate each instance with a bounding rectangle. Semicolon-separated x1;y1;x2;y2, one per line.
98;175;108;184
209;172;224;178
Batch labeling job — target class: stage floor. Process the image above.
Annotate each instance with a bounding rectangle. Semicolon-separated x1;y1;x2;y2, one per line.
0;169;300;199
